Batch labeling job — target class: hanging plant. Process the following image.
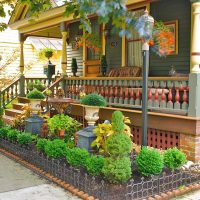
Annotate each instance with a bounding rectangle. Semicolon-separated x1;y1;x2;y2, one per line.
149;21;175;57
37;47;55;61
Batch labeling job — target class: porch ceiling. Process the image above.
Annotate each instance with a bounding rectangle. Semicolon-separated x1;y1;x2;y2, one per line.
25;26;62;39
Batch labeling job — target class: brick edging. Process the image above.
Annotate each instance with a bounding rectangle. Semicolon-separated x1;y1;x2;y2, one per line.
0;148;98;200
1;148;200;200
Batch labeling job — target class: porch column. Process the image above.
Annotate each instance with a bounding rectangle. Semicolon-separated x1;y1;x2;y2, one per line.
191;2;200;73
19;33;25;97
189;2;200;117
60;22;69;76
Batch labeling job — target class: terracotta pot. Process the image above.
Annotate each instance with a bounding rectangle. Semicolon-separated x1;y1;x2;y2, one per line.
84;105;100;126
29;99;42;114
58;129;65;137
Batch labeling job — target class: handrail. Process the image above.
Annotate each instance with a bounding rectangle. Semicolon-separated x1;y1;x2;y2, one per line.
64;76;189;81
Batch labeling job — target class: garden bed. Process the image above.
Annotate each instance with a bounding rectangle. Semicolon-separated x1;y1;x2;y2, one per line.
0;139;200;200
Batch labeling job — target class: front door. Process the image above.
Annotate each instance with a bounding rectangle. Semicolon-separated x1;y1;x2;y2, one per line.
85;18;101;77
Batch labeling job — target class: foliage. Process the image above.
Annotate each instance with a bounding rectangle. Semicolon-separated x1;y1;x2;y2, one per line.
71;58;78;75
85;155;105;176
37;47;55;60
102;157;132;184
36;138;48;152
7;129;21;142
66;147;90;168
164;148;187;170
27;80;46;92
44;139;67;158
17;133;32;145
26;89;45;99
92;123;113;154
0;126;12;138
106;133;132;157
111;111;125;134
80;93;107;107
0;108;4;128
136;147;164;177
31;134;38;143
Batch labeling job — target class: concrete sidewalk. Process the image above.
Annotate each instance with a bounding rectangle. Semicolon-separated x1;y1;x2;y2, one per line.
0;153;80;200
172;190;200;200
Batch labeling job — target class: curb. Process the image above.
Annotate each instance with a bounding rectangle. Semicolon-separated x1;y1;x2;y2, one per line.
0;148;98;200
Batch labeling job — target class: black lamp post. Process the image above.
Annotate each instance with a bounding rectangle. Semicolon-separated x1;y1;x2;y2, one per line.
138;9;154;146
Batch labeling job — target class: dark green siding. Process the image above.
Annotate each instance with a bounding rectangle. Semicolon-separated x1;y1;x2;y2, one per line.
149;0;191;76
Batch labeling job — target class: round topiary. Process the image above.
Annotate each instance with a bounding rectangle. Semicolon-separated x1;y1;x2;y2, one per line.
106;133;132;157
164;147;187;170
44;139;67;158
27;89;45;99
85;155;105;175
102;157;132;183
80;93;107;107
66;147;90;168
136;147;164;177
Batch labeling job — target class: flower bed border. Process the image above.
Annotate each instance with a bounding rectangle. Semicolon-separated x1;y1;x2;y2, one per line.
0;139;200;200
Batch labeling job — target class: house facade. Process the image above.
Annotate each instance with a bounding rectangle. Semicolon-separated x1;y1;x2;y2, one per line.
5;0;200;162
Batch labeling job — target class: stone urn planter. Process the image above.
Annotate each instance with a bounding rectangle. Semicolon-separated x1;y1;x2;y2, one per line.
80;93;107;126
29;99;42;114
84;105;100;126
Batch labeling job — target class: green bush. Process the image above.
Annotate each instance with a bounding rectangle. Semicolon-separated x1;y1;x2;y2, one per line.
106;133;132;157
164;148;187;170
36;138;48;152
27;89;45;99
44;139;67;158
85;155;105;175
0;126;12;138
111;111;125;134
0;108;4;128
17;133;32;145
7;129;21;142
102;157;132;183
80;93;107;107
136;147;164;177
31;135;38;143
66;147;90;168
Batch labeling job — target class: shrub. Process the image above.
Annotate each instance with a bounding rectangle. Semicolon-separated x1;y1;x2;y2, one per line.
7;129;21;142
85;155;105;175
17;133;32;145
111;111;125;134
0;126;12;138
31;135;38;143
136;147;164;177
164;148;187;170
102;157;132;183
66;147;90;168
27;89;45;99
44;139;67;158
80;93;107;107
36;138;48;152
106;133;132;157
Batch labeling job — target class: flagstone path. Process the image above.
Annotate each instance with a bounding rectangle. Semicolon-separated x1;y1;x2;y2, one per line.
0;153;80;200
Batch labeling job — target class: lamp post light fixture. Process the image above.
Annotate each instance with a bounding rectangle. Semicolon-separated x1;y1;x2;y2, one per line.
138;9;154;146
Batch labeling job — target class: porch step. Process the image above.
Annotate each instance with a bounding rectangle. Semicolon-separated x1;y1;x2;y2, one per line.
2;115;15;126
18;97;30;104
12;103;27;110
5;109;23;118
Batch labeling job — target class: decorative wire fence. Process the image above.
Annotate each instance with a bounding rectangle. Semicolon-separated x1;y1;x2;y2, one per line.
0;139;200;200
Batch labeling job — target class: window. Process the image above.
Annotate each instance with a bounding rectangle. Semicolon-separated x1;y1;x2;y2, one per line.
126;8;145;67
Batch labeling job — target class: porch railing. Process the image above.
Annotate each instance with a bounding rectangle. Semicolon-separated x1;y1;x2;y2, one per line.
65;77;189;115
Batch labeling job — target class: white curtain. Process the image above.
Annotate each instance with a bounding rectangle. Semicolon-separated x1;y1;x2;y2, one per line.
127;8;145;67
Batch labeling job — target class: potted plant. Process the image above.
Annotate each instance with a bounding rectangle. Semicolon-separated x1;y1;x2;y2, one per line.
71;58;78;77
27;89;45;114
101;55;108;76
47;114;80;138
80;93;107;126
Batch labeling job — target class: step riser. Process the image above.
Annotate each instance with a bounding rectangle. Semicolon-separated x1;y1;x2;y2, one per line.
18;97;30;104
5;110;22;117
2;116;14;126
13;104;26;110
